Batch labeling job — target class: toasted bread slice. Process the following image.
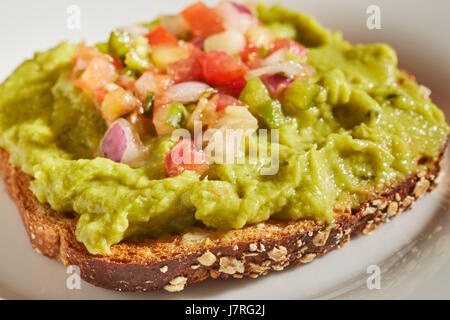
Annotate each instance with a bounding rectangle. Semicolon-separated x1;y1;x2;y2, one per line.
0;146;446;292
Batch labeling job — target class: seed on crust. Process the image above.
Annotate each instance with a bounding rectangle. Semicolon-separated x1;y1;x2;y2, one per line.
362;220;377;234
402;196;414;209
249;243;265;252
267;246;288;262
418;169;427;178
191;264;200;270
299;253;316;263
160;266;168;273
243;252;259;258
372;198;388;210
297;245;308;257
197;251;216;266
313;229;330;246
209;269;220;279
387;201;399;217
248;262;271;275
219;257;244;275
272;265;284;271
413;178;430;198
362;206;377;217
163;276;187;292
182;232;210;244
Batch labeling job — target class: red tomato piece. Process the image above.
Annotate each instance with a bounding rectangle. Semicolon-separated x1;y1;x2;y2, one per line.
180;2;225;37
201;51;247;84
94;86;109;105
145;25;179;46
272;38;308;58
165;139;209;177
210;93;244;111
166;52;204;83
240;40;258;64
215;76;247;97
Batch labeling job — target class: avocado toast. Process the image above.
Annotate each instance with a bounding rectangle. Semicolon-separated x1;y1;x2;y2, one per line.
0;1;448;292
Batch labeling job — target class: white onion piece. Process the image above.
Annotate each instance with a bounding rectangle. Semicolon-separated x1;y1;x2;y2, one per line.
117;25;149;38
165;82;213;104
134;72;156;100
216;1;258;33
187;97;218;131
210;106;258;132
204;30;246;55
245;26;275;48
262;49;287;66
104;82;120;91
245;61;304;80
160;15;190;37
204;106;258;164
100;118;148;168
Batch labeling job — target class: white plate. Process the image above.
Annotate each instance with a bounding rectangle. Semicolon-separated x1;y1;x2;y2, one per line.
0;0;449;299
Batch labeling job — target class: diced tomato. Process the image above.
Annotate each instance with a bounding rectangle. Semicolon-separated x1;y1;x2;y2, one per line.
180;2;225;37
240;40;263;69
215;76;247;97
152;104;175;136
272;38;308;58
101;87;142;122
240;40;257;63
74;57;117;96
201;51;247;84
94;86;109;105
145;25;179;46
72;45;119;97
73;45;114;68
165;139;209;177
167;55;203;83
134;72;173;100
210;93;244;112
116;73;136;92
191;37;205;49
111;56;124;69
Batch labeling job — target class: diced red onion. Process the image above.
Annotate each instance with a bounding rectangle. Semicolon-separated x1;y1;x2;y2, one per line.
230;1;252;15
245;61;305;80
100;118;148;167
264;74;294;96
191;37;205;49
164;81;213;103
216;1;258;33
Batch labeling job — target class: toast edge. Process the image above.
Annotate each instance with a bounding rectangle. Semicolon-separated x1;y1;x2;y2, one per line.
0;146;446;292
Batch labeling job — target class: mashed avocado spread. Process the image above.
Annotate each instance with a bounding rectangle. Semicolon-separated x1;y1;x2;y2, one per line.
0;3;448;254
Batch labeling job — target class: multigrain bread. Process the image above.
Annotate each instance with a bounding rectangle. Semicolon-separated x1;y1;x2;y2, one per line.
0;145;446;292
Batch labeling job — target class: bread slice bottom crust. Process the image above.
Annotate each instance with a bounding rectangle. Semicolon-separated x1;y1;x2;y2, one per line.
0;147;446;292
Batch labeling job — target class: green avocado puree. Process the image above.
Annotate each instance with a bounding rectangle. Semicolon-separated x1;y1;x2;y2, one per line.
0;4;448;254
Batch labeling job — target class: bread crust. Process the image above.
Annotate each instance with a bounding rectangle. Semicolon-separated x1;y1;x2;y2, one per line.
0;146;446;292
